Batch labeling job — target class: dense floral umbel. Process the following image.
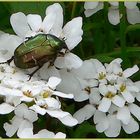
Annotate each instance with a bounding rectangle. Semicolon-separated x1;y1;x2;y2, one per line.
57;58;140;137
84;2;140;25
0;32;78;137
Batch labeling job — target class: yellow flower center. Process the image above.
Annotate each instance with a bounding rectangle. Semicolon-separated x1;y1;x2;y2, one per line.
42;90;52;98
120;84;126;92
98;72;106;80
23;90;33;98
118;72;123;77
105;91;115;98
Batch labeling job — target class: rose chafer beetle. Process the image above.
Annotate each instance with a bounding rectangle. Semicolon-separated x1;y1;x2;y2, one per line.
0;34;67;80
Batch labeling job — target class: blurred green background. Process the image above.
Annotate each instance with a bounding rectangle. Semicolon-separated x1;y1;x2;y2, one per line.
0;2;140;138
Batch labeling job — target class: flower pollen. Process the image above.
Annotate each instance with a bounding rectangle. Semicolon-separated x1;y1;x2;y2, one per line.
42;90;52;98
120;84;126;92
84;86;91;94
105;91;115;98
98;72;106;80
23;90;33;98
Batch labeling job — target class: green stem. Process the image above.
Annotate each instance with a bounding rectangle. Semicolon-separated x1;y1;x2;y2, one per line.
104;2;112;52
71;2;77;19
119;2;128;67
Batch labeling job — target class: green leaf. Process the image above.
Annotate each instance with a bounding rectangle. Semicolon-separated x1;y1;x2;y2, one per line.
126;24;140;34
73;122;96;138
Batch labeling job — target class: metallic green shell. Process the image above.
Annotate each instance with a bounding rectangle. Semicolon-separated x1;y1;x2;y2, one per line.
14;34;67;69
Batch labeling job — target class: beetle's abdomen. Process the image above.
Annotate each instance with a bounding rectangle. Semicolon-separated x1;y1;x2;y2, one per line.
14;45;57;69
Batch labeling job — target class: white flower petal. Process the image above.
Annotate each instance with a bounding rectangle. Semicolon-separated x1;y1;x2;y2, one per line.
124;2;137;9
106;58;122;74
46;109;69;118
94;110;106;124
127;85;139;92
105;115;121;137
35;129;54;138
96;117;109;133
4;116;23;137
14;103;28;117
27;14;42;32
126;6;140;24
0;103;15;114
89;89;101;104
58;114;78;127
0;33;22;57
108;104;118;114
0;86;22;96
65;36;82;50
117;106;131;125
136;93;140;102
39;63;60;80
62;17;83;50
109;2;119;7
99;84;108;96
64;53;83;69
42;13;56;34
72;59;96;79
47;76;61;90
122;91;134;103
24;110;38;122
17;120;33;137
122;117;139;134
108;7;120;25
18;128;34;138
44;97;60;109
91;59;106;76
129;104;140;121
10;12;31;38
54;57;66;69
20;96;34;102
54;132;66;138
73;104;96;124
98;97;111;112
123;65;139;78
57;69;89;102
84;2;104;17
46;3;63;37
84;2;99;9
112;95;125;107
30;105;47;115
53;91;74;99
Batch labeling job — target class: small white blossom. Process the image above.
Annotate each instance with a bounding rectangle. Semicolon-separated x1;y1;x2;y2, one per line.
3;103;38;137
18;128;66;138
84;2;140;25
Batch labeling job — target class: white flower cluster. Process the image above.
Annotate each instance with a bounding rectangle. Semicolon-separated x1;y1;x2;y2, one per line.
0;49;77;137
0;2;140;138
0;3;83;138
84;1;140;25
57;58;140;137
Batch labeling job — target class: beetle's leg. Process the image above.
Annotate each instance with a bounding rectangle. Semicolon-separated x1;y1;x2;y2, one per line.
25;36;33;40
28;65;43;81
48;57;57;68
0;56;14;65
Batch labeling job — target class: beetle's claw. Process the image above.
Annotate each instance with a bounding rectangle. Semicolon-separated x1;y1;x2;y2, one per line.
27;74;32;81
0;56;14;65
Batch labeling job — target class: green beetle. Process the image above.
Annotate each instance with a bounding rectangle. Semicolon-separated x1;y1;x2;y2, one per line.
0;34;67;80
